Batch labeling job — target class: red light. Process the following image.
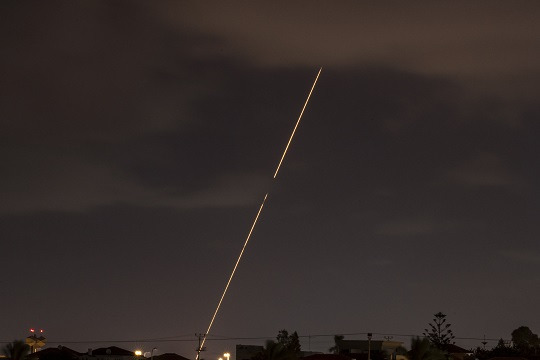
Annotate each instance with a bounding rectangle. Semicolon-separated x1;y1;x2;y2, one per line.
30;329;35;333
40;330;44;333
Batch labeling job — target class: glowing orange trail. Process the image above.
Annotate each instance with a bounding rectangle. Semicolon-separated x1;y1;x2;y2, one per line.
198;194;268;358
273;67;322;178
197;68;322;359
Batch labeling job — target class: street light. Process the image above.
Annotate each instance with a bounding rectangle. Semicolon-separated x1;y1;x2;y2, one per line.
135;350;143;356
224;353;230;360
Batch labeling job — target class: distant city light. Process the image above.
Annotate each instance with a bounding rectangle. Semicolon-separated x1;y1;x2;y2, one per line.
135;350;143;356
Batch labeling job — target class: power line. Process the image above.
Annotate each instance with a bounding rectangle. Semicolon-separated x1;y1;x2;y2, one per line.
0;331;508;345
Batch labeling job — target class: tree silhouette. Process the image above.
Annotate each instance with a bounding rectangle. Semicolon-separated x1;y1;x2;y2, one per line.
277;330;290;346
408;337;447;360
492;339;518;357
511;326;539;355
1;340;30;360
276;330;301;355
329;335;345;354
253;340;297;360
423;312;455;349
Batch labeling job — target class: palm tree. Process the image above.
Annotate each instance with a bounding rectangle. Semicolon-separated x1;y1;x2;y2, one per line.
329;335;345;354
408;337;446;360
2;340;30;360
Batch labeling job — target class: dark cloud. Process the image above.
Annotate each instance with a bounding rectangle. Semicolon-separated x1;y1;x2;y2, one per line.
447;151;519;187
164;2;540;75
1;1;540;359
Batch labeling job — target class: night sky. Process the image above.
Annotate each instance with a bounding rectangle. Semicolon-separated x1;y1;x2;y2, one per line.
2;2;540;359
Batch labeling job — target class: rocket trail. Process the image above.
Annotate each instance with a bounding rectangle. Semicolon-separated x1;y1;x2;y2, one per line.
197;68;322;358
273;67;322;179
198;193;268;357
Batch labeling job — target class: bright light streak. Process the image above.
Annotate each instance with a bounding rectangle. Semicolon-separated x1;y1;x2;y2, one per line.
197;68;322;359
197;193;269;358
273;67;322;179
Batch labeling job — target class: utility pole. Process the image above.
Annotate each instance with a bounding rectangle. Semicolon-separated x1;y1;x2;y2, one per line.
196;333;206;360
367;333;372;360
384;336;394;360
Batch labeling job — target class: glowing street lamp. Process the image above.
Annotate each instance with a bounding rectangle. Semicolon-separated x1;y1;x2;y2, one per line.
135;350;143;356
224;353;230;360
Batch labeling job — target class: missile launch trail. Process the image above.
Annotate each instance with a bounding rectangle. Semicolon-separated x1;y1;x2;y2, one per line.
197;68;322;359
199;193;268;354
273;67;322;179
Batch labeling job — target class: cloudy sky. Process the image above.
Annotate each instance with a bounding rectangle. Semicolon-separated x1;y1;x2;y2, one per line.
2;1;540;358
